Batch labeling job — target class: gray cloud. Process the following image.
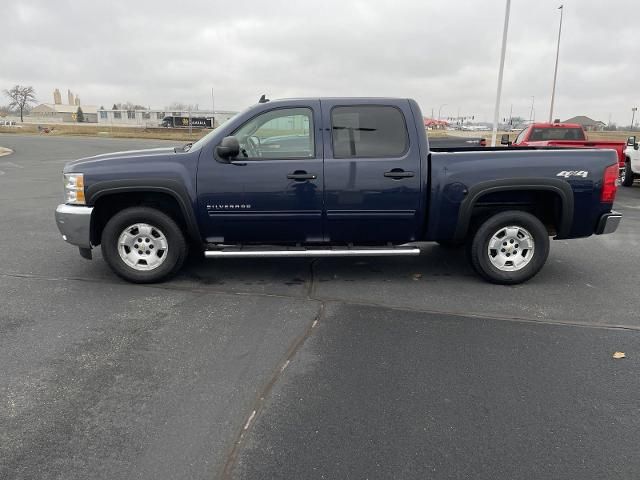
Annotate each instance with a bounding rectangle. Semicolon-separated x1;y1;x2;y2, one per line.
1;0;637;124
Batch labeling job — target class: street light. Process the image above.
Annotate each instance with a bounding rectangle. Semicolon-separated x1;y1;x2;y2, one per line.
491;0;511;146
549;4;564;122
438;104;447;121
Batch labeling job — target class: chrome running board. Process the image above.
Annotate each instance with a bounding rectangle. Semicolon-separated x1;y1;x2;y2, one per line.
204;246;421;258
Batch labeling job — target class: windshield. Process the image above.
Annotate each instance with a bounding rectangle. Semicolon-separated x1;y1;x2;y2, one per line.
188;110;245;151
529;127;586;141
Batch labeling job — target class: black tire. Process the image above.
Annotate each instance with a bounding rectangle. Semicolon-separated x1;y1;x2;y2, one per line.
621;161;634;187
101;206;187;283
469;210;549;285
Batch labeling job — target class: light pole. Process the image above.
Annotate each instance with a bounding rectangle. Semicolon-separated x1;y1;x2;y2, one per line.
549;4;564;122
211;86;215;128
491;0;511;146
632;107;638;131
438;104;447;121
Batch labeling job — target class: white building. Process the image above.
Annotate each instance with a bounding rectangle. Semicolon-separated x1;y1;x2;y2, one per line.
97;109;237;128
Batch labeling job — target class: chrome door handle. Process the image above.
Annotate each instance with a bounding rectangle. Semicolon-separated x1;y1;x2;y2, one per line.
384;169;414;179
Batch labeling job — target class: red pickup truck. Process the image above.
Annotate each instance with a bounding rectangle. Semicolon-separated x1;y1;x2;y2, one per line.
502;123;626;174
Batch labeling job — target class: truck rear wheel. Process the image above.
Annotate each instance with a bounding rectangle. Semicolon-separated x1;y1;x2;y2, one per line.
101;207;187;283
621;161;634;187
469;211;549;285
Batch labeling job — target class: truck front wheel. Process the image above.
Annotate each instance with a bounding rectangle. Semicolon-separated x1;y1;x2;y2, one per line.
621;161;634;187
469;211;549;285
101;206;187;283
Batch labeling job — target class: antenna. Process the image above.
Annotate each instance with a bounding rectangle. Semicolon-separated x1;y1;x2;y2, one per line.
258;94;269;104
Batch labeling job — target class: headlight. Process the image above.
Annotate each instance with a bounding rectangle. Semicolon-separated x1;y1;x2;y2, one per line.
64;173;86;205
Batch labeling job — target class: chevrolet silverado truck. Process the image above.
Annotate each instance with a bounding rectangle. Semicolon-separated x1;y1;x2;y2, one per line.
622;135;640;186
55;97;622;285
502;122;626;177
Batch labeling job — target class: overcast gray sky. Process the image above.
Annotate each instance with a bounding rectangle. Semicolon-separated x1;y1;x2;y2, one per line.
2;0;637;124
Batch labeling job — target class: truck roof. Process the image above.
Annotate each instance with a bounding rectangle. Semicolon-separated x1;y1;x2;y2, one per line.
259;97;413;104
528;122;584;129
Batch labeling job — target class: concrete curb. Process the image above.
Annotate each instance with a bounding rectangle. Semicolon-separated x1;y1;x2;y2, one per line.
0;147;13;157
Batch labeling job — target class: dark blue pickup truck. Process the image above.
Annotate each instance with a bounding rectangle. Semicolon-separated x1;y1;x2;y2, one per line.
55;97;621;284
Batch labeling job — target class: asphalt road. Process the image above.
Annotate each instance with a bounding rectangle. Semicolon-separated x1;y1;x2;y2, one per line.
1;134;639;479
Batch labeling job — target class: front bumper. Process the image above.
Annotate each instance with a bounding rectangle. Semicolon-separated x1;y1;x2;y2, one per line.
55;204;93;248
595;211;622;235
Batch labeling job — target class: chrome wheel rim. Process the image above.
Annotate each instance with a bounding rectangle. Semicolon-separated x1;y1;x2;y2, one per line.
117;223;168;271
620;169;626;184
487;225;535;272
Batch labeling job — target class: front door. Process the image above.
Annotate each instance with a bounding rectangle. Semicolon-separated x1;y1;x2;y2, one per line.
197;102;323;244
320;100;423;243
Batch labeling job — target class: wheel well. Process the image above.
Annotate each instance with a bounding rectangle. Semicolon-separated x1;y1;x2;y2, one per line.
468;190;563;237
91;192;190;246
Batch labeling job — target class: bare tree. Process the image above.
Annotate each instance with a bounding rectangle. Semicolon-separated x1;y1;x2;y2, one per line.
114;101;147;111
3;85;37;122
167;102;193;111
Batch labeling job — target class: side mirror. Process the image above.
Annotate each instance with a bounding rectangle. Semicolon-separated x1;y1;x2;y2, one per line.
500;134;511;146
627;136;636;146
216;136;240;160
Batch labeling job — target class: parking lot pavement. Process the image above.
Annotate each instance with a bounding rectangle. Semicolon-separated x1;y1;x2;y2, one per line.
1;133;640;479
234;303;640;480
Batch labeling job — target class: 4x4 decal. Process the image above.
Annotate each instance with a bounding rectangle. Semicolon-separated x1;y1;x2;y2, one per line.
556;170;588;178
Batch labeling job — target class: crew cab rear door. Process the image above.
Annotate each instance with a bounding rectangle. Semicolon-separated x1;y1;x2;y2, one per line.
320;99;422;243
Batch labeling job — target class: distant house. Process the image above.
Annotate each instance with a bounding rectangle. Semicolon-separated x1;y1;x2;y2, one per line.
563;116;606;132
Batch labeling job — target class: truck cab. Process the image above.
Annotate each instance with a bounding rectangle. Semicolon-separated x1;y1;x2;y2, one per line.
506;122;627;175
511;122;586;146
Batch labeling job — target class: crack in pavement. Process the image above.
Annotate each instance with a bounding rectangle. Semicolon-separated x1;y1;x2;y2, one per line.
221;257;325;478
220;301;325;479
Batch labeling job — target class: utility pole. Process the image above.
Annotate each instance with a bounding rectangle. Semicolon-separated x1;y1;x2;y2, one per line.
438;104;447;121
632;107;638;131
529;96;535;124
549;4;564;122
491;0;511;146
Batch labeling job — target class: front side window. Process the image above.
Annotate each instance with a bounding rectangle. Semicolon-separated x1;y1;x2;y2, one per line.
331;106;408;158
514;127;528;144
233;108;314;159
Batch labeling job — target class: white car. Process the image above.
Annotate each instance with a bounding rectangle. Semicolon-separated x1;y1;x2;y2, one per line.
622;136;640;186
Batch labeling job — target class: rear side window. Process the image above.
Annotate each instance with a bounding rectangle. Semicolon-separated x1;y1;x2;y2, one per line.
529;127;586;141
331;106;408;158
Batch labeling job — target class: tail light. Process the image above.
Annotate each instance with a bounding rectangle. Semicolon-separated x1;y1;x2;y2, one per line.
600;164;618;203
480;138;487;147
